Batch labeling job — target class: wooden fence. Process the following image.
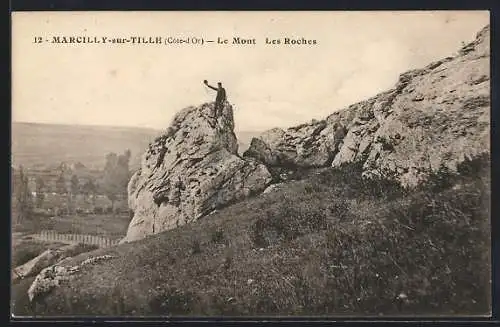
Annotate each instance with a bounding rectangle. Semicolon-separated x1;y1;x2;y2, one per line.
36;230;120;248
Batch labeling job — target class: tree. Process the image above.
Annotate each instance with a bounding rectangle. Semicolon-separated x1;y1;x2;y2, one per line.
69;175;80;214
81;178;97;204
102;151;131;215
124;149;131;162
55;173;68;215
55;173;67;195
13;166;33;224
102;153;119;213
35;176;45;208
117;150;132;195
104;153;118;173
70;175;80;196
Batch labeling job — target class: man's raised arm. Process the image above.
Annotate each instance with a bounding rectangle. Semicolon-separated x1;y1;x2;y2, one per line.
203;80;218;91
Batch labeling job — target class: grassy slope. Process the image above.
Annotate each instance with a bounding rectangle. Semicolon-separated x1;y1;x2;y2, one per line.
13;158;491;317
11;240;68;268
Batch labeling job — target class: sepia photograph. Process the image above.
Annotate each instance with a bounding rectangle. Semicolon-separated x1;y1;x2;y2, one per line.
11;11;491;317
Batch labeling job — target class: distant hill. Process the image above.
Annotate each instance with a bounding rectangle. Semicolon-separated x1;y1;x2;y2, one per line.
11;122;161;170
11;122;259;170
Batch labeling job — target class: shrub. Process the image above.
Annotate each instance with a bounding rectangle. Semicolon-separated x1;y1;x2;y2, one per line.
424;163;456;192
148;287;197;316
64;243;99;257
457;153;490;178
223;251;233;270
420;153;490;193
210;228;227;245
376;135;396;151
190;239;201;255
250;197;327;247
326;201;350;222
303;184;316;194
311;162;406;200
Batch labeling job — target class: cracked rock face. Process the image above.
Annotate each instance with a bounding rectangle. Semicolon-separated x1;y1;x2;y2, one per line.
123;102;272;243
245;25;490;188
243;121;344;168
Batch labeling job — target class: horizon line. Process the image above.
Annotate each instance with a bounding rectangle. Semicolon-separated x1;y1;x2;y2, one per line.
11;120;264;133
11;120;164;131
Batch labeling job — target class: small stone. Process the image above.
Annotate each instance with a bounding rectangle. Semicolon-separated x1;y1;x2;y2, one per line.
397;293;408;300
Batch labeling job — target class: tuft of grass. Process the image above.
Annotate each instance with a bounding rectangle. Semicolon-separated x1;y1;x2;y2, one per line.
222;250;233;271
210;228;226;245
64;243;99;257
250;196;328;248
147;286;199;316
190;239;201;255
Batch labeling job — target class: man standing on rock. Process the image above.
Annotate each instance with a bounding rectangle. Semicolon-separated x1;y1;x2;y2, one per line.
204;80;227;117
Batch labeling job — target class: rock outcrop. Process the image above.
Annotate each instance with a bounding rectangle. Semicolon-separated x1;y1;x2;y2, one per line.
123;102;272;243
244;25;490;187
12;243;92;284
28;255;115;303
243;121;345;168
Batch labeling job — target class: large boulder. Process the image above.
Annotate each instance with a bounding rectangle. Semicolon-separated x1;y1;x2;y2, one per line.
12;243;90;283
28;255;115;303
123;102;272;243
243;121;341;167
245;25;490;188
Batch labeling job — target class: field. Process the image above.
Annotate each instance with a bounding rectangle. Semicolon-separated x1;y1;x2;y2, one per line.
11;155;491;317
11;122;160;170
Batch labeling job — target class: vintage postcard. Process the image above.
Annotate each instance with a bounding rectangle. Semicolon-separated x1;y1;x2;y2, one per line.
11;11;491;317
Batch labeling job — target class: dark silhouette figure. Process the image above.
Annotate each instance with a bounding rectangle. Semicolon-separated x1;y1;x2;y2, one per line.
204;80;226;117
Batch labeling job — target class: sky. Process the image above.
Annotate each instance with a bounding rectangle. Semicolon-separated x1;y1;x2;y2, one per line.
12;11;489;132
